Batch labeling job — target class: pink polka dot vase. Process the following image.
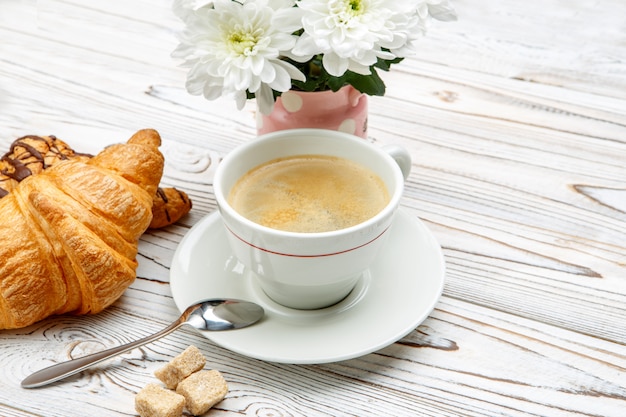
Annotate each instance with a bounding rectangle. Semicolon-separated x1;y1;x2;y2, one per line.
257;85;368;139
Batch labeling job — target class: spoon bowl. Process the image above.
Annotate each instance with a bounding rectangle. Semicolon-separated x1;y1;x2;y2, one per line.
21;298;264;389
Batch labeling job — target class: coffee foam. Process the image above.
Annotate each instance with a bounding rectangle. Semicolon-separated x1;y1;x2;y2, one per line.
228;155;390;233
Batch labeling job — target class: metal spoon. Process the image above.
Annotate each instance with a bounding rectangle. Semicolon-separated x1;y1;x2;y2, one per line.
21;298;264;389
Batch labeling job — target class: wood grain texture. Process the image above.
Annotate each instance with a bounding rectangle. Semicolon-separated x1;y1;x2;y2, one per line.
1;0;625;416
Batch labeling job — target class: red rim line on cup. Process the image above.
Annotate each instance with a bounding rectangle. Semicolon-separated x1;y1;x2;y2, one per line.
224;224;391;258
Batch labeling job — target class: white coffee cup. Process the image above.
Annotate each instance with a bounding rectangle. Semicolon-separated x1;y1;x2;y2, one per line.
214;129;411;309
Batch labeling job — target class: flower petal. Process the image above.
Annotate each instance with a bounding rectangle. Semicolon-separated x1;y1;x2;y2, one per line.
428;1;458;22
268;65;292;91
323;52;349;77
256;84;276;115
276;60;306;82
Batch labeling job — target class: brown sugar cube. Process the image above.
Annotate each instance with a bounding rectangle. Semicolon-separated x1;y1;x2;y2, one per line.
135;383;185;417
154;345;206;389
176;370;228;415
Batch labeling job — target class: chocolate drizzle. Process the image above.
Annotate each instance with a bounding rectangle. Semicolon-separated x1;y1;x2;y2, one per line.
156;187;169;203
0;135;75;198
156;187;171;223
3;135;64;178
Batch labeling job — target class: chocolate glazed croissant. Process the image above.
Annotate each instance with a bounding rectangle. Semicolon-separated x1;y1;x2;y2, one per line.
0;134;191;228
0;129;164;329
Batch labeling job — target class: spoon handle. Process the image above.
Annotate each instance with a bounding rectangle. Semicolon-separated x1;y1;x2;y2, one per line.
21;320;184;389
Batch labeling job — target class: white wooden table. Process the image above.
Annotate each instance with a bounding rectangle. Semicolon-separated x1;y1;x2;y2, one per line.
1;1;625;416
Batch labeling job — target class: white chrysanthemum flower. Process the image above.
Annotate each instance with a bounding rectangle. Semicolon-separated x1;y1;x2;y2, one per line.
172;0;305;114
390;0;457;57
291;0;421;77
290;0;457;77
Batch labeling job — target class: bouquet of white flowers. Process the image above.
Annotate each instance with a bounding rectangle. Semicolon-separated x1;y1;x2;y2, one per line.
172;0;457;115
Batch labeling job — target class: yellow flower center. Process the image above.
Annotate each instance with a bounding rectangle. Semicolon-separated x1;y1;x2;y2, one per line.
349;0;363;13
227;31;258;56
332;0;366;25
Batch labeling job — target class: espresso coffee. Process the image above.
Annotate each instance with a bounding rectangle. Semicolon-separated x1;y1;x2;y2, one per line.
228;155;390;233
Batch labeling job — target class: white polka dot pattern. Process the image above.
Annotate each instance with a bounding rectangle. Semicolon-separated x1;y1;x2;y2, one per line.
257;85;368;138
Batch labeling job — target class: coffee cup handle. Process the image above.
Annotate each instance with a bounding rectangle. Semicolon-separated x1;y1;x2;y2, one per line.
383;145;412;180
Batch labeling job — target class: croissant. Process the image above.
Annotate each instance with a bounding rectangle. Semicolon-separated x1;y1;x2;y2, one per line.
0;129;164;329
150;187;193;229
0;134;191;228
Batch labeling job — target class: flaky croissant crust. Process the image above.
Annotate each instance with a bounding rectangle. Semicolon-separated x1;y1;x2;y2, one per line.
0;129;164;329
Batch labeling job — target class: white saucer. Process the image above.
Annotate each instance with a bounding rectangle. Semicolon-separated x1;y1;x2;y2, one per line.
170;208;445;364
